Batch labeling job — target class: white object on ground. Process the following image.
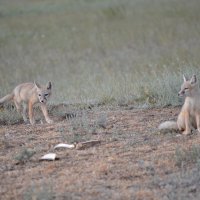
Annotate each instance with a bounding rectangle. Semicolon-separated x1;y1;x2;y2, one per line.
54;143;75;149
40;153;56;161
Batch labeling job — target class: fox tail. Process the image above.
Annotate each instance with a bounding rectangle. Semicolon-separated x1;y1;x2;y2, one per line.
158;121;178;130
0;93;14;104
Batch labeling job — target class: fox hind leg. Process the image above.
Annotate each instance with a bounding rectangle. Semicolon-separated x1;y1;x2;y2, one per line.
22;102;28;123
14;100;29;124
13;99;23;117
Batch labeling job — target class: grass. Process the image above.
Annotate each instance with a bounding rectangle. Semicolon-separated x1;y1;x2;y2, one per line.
0;104;22;125
24;181;55;200
0;0;200;109
15;148;36;164
175;145;200;168
56;109;108;143
148;167;200;200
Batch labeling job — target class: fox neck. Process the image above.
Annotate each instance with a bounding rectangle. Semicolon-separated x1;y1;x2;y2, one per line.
187;85;200;97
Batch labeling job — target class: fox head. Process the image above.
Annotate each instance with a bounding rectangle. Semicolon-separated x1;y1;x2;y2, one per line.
178;74;198;97
34;81;52;104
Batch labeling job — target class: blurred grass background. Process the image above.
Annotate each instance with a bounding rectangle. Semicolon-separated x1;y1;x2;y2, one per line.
0;0;200;107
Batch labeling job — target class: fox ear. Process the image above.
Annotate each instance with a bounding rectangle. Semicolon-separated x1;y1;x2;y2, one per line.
34;81;41;89
46;81;52;90
183;75;188;82
190;74;197;84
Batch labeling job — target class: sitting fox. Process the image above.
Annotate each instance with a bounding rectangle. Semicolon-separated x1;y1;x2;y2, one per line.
0;82;53;125
159;74;200;135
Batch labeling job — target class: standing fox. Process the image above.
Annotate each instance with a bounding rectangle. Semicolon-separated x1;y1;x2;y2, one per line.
0;82;53;125
159;74;200;135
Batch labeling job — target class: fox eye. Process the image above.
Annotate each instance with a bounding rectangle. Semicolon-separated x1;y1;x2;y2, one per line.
38;94;41;96
45;94;49;96
184;88;189;90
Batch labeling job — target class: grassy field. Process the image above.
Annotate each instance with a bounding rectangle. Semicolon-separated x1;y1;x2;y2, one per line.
0;0;200;107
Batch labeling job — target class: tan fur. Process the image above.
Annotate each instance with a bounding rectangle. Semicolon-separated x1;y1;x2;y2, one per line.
158;121;178;130
159;74;200;135
0;82;53;125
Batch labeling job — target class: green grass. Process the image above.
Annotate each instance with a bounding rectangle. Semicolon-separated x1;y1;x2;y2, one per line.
0;0;200;108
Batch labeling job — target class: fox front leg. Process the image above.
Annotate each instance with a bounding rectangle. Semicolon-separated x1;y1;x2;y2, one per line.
196;114;200;133
40;104;53;124
22;102;28;123
182;112;191;135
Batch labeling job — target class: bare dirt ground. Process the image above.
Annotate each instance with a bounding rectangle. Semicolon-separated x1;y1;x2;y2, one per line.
1;106;200;200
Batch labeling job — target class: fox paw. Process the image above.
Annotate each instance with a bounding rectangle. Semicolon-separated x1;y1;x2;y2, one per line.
30;119;36;125
182;130;191;135
46;119;54;124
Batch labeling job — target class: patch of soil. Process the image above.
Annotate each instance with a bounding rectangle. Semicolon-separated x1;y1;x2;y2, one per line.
1;106;200;199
